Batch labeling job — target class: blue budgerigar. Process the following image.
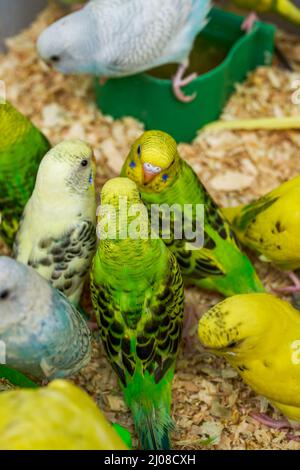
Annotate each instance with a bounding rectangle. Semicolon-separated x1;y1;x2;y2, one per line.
37;0;212;102
0;256;91;381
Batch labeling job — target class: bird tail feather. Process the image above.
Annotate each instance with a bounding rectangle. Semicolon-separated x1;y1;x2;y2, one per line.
132;401;174;450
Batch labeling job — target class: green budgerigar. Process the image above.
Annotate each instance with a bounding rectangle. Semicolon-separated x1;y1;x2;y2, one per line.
0;102;50;246
121;130;264;297
90;177;184;450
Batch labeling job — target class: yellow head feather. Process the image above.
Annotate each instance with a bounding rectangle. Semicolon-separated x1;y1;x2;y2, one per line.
101;177;140;206
122;130;180;192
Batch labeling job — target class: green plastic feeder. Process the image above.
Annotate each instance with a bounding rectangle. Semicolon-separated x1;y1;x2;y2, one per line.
95;8;275;143
0;365;38;388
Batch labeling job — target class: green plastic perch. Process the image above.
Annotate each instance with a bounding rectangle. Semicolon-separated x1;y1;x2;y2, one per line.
201;116;300;132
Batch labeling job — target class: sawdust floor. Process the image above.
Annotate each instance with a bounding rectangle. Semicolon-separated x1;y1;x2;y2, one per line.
1;4;300;450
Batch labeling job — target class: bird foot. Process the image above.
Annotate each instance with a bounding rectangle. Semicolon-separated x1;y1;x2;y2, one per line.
251;412;290;430
241;12;259;33
87;320;98;332
172;64;197;103
99;77;108;86
287;433;300;442
275;272;300;294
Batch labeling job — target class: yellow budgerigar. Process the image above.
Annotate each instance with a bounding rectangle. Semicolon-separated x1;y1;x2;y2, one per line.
223;174;300;293
0;380;128;450
232;0;300;26
198;293;300;437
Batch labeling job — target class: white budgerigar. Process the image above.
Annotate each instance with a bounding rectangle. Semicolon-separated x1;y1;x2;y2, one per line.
13;139;97;306
0;257;91;380
37;0;212;102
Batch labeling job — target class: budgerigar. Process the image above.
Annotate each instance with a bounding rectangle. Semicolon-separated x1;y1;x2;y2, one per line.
37;0;211;102
0;256;91;380
121;130;264;299
198;293;300;438
0;102;50;247
0;380;128;450
233;0;300;27
14;139;97;306
90;178;184;450
223;175;300;293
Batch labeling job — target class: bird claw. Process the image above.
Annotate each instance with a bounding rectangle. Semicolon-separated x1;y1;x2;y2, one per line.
274;272;300;294
241;12;259;33
251;412;290;430
99;77;108;86
172;64;197;103
287;433;300;442
87;320;98;332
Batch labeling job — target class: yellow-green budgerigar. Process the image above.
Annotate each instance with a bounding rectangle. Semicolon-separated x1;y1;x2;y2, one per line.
90;177;184;450
232;0;300;26
198;293;300;435
13;140;97;306
121;130;264;297
0;380;129;450
223;175;300;293
0;102;50;247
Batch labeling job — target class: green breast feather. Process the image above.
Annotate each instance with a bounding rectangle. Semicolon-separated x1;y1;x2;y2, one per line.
0;103;50;246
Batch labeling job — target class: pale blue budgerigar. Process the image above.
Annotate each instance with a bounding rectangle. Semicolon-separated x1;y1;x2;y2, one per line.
0;256;91;381
37;0;212;102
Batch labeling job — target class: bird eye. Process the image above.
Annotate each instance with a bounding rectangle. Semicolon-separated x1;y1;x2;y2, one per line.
137;145;141;157
50;55;60;62
81;159;88;167
227;341;238;348
0;289;10;300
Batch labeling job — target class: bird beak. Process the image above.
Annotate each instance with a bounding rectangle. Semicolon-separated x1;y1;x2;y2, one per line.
143;169;157;184
142;163;161;184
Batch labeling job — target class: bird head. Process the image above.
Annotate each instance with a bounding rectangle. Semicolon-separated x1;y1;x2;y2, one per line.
122;130;181;193
35;139;96;198
0;257;51;330
37;8;94;74
100;177;141;207
98;177;148;241
198;293;290;362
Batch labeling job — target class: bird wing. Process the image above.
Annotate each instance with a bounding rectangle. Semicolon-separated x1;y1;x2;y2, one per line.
39;291;91;378
233;187;300;269
92;0;209;74
164;191;237;279
15;219;96;302
91;250;184;388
